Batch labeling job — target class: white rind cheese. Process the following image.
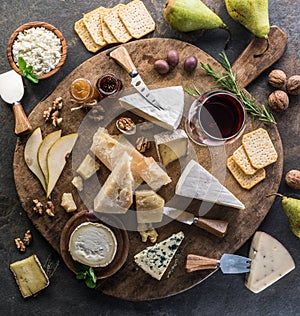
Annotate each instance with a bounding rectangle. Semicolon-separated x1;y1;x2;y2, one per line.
154;129;188;166
245;231;295;293
69;222;117;268
176;160;245;210
134;231;184;280
118;86;184;130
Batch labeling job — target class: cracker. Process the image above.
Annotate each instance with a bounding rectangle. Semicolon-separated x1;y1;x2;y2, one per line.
74;19;102;53
101;8;118;44
242;128;278;169
103;4;132;43
227;156;266;190
83;7;107;46
232;145;257;175
119;0;155;39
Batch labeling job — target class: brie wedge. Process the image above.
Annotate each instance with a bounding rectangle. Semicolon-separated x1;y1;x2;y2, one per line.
134;231;184;280
118;86;184;130
94;151;134;214
69;222;117;268
176;160;245;210
245;231;295;293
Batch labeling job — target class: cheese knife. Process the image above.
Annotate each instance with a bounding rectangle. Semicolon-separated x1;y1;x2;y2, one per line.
186;253;251;274
108;46;164;110
163;207;228;238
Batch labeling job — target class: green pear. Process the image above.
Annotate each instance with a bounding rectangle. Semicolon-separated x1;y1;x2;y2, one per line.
164;0;227;32
270;193;300;238
225;0;270;39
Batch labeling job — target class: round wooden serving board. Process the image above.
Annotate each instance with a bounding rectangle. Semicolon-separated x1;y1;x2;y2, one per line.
14;38;283;301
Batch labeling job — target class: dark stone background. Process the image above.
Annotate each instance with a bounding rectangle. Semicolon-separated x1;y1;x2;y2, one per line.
0;0;299;315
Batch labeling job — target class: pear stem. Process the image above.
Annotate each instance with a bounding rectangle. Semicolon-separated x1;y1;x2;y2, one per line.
266;193;284;198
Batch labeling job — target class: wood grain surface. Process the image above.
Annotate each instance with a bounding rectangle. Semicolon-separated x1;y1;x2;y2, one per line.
13;38;283;301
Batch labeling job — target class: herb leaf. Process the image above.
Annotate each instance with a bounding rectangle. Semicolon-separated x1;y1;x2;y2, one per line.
17;57;39;84
74;262;97;289
188;51;276;124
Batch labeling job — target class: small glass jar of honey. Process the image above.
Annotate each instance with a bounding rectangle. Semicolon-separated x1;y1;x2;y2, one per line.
70;78;99;104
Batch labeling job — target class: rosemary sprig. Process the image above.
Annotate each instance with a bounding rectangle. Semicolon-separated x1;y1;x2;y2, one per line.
193;51;276;124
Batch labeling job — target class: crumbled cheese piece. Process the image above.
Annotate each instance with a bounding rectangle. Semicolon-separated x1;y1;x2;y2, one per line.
61;193;77;213
12;27;62;76
72;176;83;191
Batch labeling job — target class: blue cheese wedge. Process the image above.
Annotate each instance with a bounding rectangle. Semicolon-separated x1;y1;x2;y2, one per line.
245;231;295;293
10;255;49;298
134;231;184;280
154;129;188;166
176;160;245;210
118;86;184;130
69;222;117;268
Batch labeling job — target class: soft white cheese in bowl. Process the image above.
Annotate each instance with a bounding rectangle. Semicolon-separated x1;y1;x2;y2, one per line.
68;222;117;268
7;21;67;79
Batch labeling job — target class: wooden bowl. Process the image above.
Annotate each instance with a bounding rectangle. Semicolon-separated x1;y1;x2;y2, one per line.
7;21;67;80
60;211;129;280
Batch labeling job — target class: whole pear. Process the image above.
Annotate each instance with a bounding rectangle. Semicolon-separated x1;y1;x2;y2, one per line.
225;0;270;39
271;193;300;238
164;0;227;32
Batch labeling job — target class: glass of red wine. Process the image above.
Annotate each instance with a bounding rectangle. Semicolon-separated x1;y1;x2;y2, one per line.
186;90;246;146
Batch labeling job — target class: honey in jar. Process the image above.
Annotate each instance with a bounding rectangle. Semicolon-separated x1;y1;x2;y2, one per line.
70;78;99;104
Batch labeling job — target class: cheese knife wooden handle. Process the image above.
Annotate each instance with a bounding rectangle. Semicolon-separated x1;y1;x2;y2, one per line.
194;217;228;238
109;46;137;76
13;102;32;135
186;254;218;272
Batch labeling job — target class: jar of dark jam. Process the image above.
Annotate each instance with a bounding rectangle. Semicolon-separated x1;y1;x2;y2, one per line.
96;73;123;98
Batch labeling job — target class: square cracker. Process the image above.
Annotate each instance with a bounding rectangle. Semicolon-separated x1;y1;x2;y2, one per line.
83;7;107;46
119;0;155;39
232;145;257;175
103;4;132;43
227;156;266;190
242;128;278;169
101;8;118;44
74;19;103;53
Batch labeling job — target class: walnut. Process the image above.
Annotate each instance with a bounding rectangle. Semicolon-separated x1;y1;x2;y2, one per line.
43;97;63;126
286;75;300;95
136;136;151;153
268;90;289;112
268;69;286;89
14;238;26;252
285;170;300;190
138;227;158;243
33;199;44;215
23;230;32;246
45;201;55;217
116;117;136;135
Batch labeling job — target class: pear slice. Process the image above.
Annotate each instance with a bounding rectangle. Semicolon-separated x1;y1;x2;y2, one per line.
38;130;62;184
46;133;78;198
24;127;47;192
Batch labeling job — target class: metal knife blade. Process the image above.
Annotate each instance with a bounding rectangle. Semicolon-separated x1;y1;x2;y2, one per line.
163;207;228;238
219;254;251;274
108;46;164;110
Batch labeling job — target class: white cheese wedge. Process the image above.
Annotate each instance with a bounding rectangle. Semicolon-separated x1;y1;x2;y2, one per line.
134;231;184;280
136;190;165;223
69;222;117;268
94;151;134;214
76;154;100;180
61;192;77;212
245;231;295;293
154;129;188;166
118;86;184;130
176;160;245;210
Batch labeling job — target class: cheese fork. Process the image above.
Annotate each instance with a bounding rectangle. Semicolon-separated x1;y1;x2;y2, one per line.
186;253;251;274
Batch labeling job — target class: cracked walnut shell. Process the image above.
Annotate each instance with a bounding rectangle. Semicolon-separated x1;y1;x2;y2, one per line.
268;90;289;112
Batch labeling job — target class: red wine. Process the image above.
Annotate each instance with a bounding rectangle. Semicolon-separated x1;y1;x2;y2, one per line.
198;92;245;140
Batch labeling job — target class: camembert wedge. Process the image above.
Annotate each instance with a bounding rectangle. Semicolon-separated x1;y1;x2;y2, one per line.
94;152;134;213
245;231;295;293
118;86;184;130
134;231;184;280
176;160;245;210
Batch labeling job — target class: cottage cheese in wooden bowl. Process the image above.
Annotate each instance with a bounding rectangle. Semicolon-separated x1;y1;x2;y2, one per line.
7;21;67;79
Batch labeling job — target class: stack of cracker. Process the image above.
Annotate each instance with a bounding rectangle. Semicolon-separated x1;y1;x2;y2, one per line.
227;128;278;190
74;0;156;53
